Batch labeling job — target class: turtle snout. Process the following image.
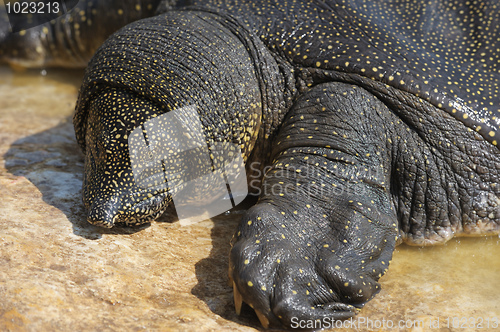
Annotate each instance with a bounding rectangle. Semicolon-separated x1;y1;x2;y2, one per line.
86;193;170;228
87;195;121;228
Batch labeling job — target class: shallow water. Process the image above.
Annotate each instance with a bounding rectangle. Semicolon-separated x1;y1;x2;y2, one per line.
0;66;498;331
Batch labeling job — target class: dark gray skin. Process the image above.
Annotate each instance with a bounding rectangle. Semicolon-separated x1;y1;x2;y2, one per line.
2;0;500;329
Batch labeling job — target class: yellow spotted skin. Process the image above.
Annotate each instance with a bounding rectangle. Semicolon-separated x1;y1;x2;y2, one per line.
4;0;499;329
205;0;500;147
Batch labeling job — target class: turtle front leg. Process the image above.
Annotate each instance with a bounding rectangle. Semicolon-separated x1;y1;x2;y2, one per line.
230;82;398;329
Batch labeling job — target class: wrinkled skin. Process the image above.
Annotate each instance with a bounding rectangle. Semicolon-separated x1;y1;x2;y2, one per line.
2;0;500;329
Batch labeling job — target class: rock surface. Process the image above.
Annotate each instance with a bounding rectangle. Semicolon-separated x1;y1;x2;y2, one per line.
0;66;499;331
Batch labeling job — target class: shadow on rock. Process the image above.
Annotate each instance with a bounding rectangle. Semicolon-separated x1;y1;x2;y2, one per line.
191;197;263;330
4;107;263;328
4;116;149;239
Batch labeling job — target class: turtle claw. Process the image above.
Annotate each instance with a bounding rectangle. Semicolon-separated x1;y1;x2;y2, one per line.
228;265;234;286
232;282;270;328
255;309;270;329
233;282;243;315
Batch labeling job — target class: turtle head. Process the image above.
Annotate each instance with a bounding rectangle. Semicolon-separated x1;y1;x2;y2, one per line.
74;10;266;227
81;88;170;228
